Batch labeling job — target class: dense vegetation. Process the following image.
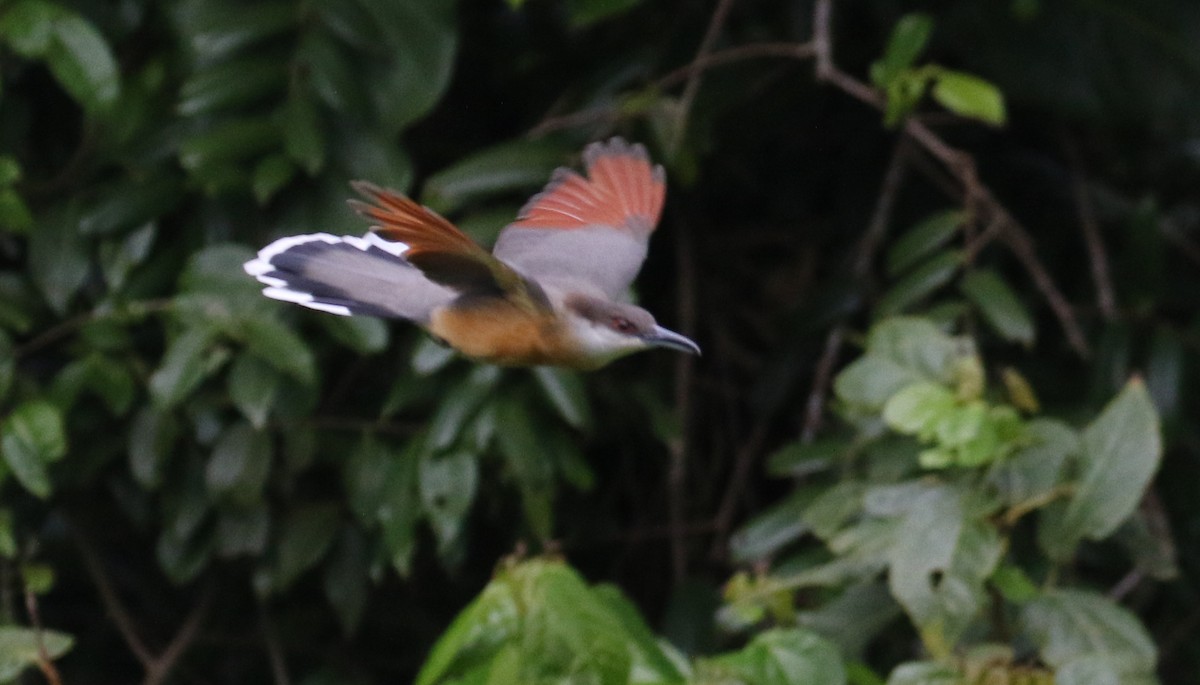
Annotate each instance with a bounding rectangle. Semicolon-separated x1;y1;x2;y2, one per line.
0;0;1196;682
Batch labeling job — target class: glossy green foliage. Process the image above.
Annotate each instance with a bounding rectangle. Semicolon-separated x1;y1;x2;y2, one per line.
728;317;1162;682
0;0;1194;682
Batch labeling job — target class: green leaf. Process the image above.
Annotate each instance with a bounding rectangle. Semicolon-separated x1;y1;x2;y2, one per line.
379;445;421;576
149;328;217;408
1059;379;1161;547
128;408;178;489
565;0;643;28
874;250;961;318
1;400;66;498
228;353;281;428
296;32;371;116
866;317;967;383
177;58;286;116
324;527;369;636
318;316;389;355
28;209;88;314
988;418;1076;506
215;505;269;557
179;117;281;171
419;451;479;552
1020;589;1156;671
494;398;554;540
796;583;901;659
990;564;1038;603
730;489;815;563
236;317;317;385
870;13;934;88
701;628;847;685
205;422;272;506
834;356;926;412
888;485;1002;654
281;93;326;175
0;510;15;558
0;626;74;682
884;661;960;685
882;382;956;437
100;223;158;292
960;269;1034;345
885;210;964;277
342;437;394;525
0;0;65;57
412;336;457;375
273;503;341;592
44;14;120;112
180;1;296;61
766;438;845;477
532;367;592;430
251;154;296;205
21;563;54;594
357;0;457;133
0;188;34;233
416;559;682;685
930;70;1007;126
422;139;569;213
804;482;867;540
427;366;501;450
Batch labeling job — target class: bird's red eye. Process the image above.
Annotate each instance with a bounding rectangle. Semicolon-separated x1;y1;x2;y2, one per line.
612;317;636;333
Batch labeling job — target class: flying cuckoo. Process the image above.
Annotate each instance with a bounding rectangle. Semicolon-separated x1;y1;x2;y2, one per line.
243;138;699;370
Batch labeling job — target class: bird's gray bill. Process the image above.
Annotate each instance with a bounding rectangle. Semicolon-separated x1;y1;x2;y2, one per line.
646;325;701;356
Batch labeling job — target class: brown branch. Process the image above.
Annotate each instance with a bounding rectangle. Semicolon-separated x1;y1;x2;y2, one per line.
654;42;816;91
708;420;770;559
69;522;155;668
801;140;910;442
23;581;62;685
259;603;292;685
1064;139;1117;321
671;0;739;152
801;325;846;443
142;584;214;685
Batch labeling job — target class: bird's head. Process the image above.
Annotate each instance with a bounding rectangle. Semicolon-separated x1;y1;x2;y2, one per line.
563;294;700;368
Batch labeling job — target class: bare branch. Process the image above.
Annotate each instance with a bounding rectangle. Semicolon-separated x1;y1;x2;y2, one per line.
1067;151;1118;321
69;522;155;669
142;584;214;685
672;0;739;152
23;580;62;685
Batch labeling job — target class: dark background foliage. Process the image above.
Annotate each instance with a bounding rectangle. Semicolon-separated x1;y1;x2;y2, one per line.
0;0;1198;682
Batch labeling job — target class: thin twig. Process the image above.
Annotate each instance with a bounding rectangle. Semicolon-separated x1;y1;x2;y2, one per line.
801;326;846;444
708;420;770;559
259;601;291;685
654;42;816;91
802;140;909;443
69;521;155;669
23;580;63;685
1067;153;1117;321
671;0;738;152
142;584;214;685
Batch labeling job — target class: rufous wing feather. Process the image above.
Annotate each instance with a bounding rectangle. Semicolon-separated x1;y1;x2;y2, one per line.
511;138;665;234
348;182;546;308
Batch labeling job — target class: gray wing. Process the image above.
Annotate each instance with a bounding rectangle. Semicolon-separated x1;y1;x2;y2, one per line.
492;137;665;300
493;226;648;300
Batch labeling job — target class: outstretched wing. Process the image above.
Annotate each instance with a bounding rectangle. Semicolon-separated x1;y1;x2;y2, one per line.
492;138;666;300
349;182;548;311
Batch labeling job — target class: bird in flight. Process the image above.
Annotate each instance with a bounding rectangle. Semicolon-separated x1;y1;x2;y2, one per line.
244;138;699;370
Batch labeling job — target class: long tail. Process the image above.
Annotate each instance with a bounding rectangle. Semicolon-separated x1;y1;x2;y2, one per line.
243;232;455;323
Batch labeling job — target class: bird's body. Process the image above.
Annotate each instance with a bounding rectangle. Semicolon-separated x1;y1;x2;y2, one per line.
244;138;699;369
